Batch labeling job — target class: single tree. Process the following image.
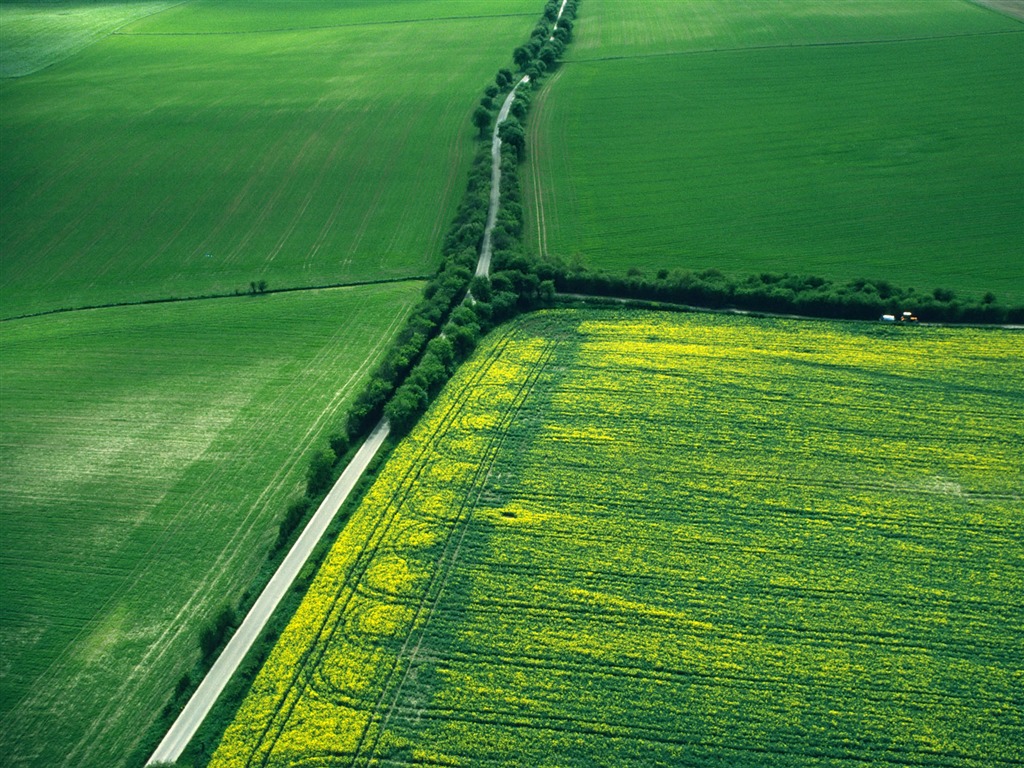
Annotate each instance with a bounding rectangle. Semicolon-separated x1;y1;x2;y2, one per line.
384;382;428;434
470;275;493;302
472;106;492;137
513;45;532;70
305;446;336;497
498;118;526;161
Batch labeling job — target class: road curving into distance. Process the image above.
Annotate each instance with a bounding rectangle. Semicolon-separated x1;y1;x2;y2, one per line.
149;3;573;761
146;418;391;765
476;74;530;278
477;0;568;277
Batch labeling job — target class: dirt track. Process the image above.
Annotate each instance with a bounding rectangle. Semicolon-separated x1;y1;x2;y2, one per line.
477;75;530;278
478;0;568;277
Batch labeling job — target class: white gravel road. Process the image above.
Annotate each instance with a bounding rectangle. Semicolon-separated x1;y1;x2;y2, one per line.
146;418;391;765
148;8;569;760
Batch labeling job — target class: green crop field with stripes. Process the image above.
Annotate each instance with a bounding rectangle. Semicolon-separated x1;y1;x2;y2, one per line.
1;0;539;319
524;0;1024;302
0;283;425;767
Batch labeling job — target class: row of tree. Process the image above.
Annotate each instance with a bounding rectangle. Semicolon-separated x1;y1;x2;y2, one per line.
543;262;1024;324
514;0;576;80
369;1;579;435
147;5;584;766
281;0;584;475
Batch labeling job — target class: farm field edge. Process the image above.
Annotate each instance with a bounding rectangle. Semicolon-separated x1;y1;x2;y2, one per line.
208;307;1024;767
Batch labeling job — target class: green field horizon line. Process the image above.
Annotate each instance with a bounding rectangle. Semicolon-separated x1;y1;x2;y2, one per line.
566;26;1024;64
0;274;430;324
109;11;538;39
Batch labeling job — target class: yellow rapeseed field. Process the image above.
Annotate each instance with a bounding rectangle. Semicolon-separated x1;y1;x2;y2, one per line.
213;309;1023;767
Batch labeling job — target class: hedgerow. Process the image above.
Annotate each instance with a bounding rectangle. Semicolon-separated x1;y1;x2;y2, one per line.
378;0;578;436
544;262;1024;324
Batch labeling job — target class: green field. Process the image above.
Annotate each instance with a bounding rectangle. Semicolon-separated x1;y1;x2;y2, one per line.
0;0;182;77
525;0;1024;302
0;0;539;318
0;282;422;767
211;308;1024;767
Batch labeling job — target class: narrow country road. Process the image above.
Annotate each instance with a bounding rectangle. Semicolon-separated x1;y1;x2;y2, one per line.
551;0;570;38
149;4;570;760
146;418;391;766
477;0;567;277
476;74;530;278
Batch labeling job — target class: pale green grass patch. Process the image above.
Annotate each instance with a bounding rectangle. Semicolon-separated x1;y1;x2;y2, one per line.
0;1;181;77
0;281;422;767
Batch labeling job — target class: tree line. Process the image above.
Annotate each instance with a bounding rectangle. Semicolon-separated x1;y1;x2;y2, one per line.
145;7;582;763
543;263;1024;325
168;6;583;748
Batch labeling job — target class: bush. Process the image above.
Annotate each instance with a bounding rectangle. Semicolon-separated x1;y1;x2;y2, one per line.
199;606;236;660
328;432;349;458
469;275;493;302
273;496;313;553
472;105;492;137
425;335;456;373
384;382;429;435
498;118;526;161
305;446;336;497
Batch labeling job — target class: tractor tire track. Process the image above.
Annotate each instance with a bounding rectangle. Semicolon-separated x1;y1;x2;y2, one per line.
241;331;524;767
352;337;557;765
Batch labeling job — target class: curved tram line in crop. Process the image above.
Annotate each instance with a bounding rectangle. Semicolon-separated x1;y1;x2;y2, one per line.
210;321;559;766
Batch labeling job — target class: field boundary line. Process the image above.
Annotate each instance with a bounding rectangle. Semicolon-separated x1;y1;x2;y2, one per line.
113;12;538;38
567;28;1024;64
556;293;1024;331
0;276;428;323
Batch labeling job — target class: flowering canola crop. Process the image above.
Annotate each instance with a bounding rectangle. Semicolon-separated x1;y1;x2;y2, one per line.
212;310;1023;767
